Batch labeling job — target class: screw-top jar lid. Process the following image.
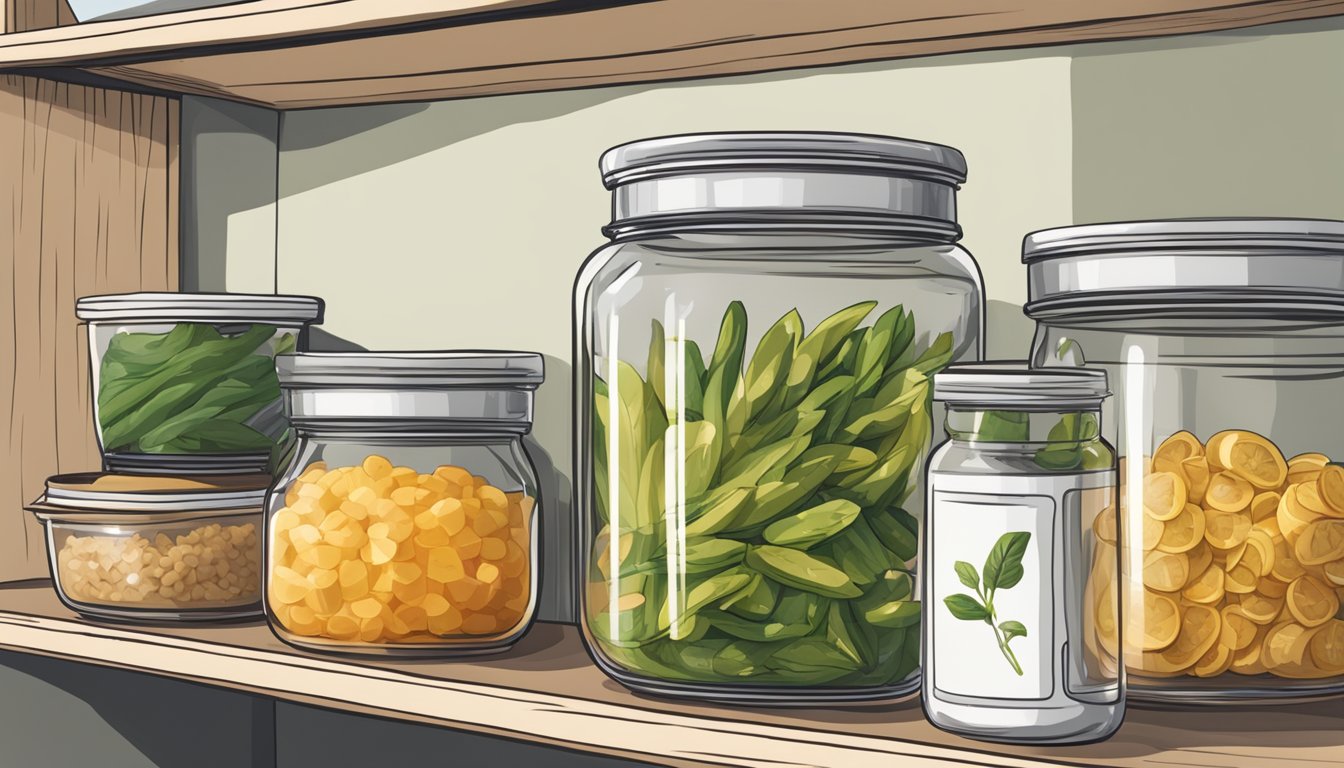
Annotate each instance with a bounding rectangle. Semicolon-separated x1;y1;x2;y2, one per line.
75;292;324;323
277;352;544;388
601;132;968;187
28;472;271;522
278;352;544;431
1023;218;1344;320
600;131;968;239
934;363;1109;409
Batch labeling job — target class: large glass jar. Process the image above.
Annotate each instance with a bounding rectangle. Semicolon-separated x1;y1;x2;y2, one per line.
575;132;985;703
1025;219;1344;701
264;352;543;655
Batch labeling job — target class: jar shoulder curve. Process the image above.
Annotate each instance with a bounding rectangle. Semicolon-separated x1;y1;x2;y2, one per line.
930;438;1117;477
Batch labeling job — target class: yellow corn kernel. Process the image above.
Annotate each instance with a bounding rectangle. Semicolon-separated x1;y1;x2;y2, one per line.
415;527;452;549
273;509;301;534
392;577;427;604
270;566;308;604
360;537;397;566
299;544;341;571
362;455;393;479
431;498;466;535
289;524;322;550
338;560;369;601
480;537;507;562
452;529;483;559
395;604;429;632
476;485;507;511
326;609;361;640
351;596;383;620
476;562;501;585
427;605;464;636
370;564;395;593
304;568;342;615
427;548;465;583
462;613;497;635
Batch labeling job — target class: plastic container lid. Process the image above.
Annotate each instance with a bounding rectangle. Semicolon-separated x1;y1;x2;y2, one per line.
1023;218;1344;319
934;363;1109;409
75;292;324;324
278;352;544;430
601;131;968;187
28;472;271;521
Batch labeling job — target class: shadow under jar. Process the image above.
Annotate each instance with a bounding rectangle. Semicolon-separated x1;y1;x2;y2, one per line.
264;352;544;655
575;132;985;704
1024;218;1344;702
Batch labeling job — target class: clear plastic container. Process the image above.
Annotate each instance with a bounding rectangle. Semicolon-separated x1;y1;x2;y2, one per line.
27;473;268;622
1024;218;1344;701
265;352;543;655
75;292;324;475
575;132;985;703
924;364;1122;744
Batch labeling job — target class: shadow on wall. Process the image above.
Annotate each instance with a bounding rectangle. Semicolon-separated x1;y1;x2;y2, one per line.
0;649;275;768
527;354;575;622
1070;15;1344;222
276;42;1077;199
986;299;1035;360
279;88;632;198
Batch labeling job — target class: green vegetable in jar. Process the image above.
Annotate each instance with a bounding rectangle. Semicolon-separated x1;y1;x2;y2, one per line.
96;322;294;454
588;300;958;688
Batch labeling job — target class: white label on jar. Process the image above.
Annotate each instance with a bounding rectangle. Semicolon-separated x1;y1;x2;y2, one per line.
929;491;1055;701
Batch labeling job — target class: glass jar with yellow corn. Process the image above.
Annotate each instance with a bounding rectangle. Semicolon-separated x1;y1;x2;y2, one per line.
264;352;543;655
1026;218;1344;701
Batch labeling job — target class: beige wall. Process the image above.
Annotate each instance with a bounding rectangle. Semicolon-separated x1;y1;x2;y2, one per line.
182;16;1344;621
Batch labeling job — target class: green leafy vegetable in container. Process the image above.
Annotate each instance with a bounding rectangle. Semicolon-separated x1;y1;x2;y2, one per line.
588;300;956;688
96;323;295;454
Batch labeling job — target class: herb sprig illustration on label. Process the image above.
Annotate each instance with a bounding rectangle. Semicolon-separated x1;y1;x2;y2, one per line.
944;531;1032;675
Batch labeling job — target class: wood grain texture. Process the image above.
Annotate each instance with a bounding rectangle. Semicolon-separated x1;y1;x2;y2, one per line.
0;77;178;582
1;0;1338;108
0;583;1340;768
4;0;75;34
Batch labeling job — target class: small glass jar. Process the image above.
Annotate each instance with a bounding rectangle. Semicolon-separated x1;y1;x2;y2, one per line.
1025;218;1344;701
924;365;1122;744
75;292;324;475
264;352;543;655
575;132;985;703
28;472;268;622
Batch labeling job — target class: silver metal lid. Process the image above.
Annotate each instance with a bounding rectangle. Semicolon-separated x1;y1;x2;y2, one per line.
277;352;544;388
601;132;968;186
600;132;967;237
76;292;324;324
29;472;270;517
934;363;1109;409
1023;218;1344;319
278;352;543;430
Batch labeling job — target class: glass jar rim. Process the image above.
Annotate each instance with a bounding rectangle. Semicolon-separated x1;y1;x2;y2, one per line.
934;363;1109;409
278;351;544;389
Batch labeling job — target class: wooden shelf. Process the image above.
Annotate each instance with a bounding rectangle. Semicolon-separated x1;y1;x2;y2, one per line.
0;581;1340;768
1;1;1344;108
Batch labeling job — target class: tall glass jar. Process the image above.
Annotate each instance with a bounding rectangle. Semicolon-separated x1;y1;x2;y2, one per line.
575;132;985;703
264;352;543;655
1025;219;1344;701
924;365;1122;744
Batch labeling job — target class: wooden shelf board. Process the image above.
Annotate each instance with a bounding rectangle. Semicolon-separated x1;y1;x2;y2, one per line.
1;1;1344;108
0;581;1340;768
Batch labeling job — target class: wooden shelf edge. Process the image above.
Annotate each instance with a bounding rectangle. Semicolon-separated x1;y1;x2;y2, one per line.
0;585;1065;768
0;0;558;65
0;584;1341;767
4;1;1344;109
